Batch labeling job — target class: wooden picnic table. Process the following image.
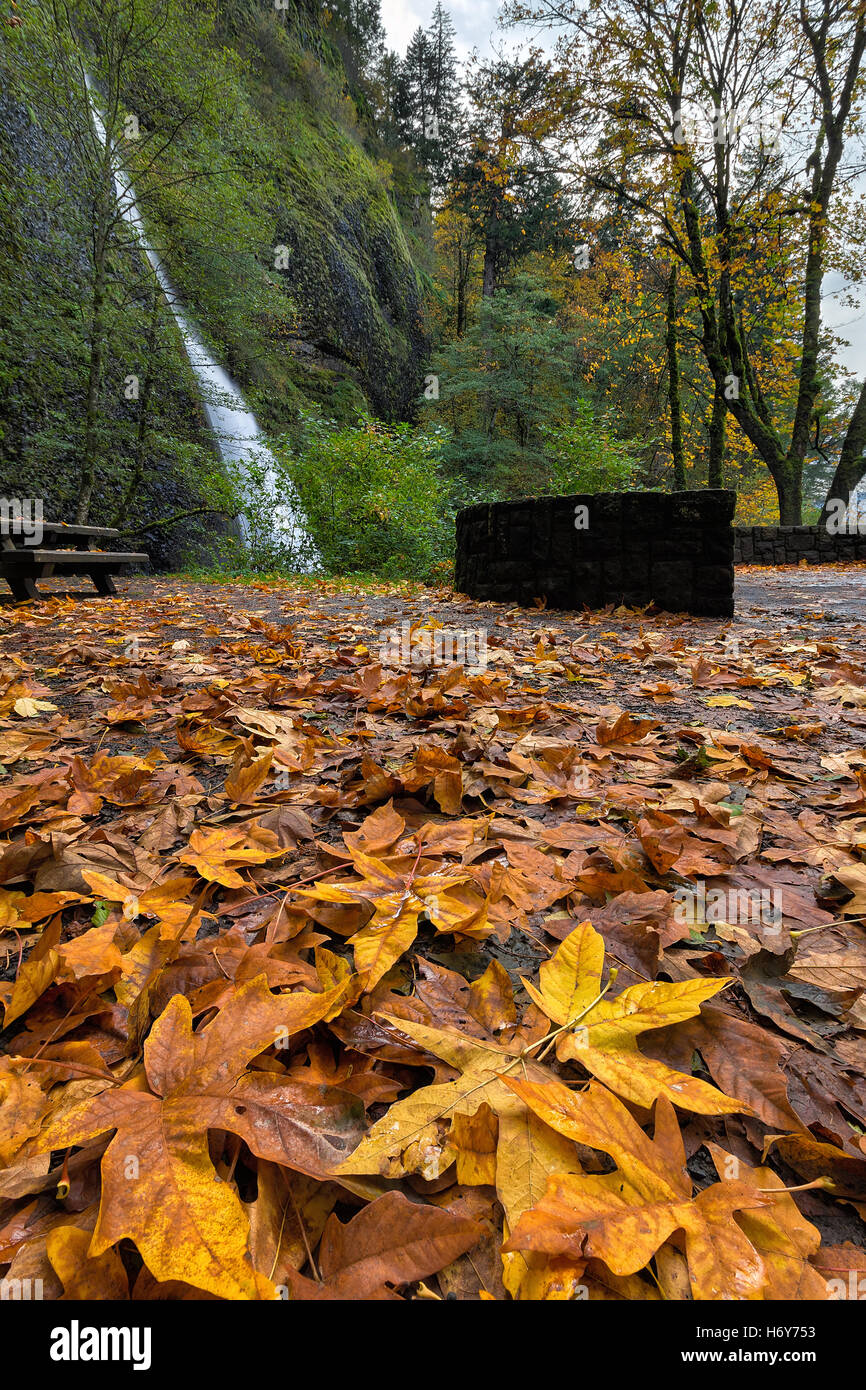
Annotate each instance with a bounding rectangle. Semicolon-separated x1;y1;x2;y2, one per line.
0;520;149;601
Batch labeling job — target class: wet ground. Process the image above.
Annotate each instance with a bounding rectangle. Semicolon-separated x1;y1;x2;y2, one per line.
736;565;866;621
5;563;865;621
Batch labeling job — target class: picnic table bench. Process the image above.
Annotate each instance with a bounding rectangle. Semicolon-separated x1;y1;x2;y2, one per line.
0;521;148;602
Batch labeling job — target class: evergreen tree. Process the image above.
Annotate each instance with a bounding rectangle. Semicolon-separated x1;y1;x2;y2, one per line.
424;2;460;187
397;8;461;189
449;51;573;296
425;272;580;496
399;28;433;155
373;47;404;145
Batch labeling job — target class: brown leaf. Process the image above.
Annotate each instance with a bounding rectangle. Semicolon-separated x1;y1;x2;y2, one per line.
281;1191;482;1299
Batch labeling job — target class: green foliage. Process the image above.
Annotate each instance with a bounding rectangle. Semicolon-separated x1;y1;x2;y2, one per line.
271;412;452;579
537;402;638;494
425;273;637;503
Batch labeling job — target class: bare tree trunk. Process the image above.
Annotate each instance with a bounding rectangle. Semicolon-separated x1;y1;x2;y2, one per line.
481;231;498;299
76;130;115;525
455;245;469;336
775;462;804;526
666;265;686;489
112;278;161;527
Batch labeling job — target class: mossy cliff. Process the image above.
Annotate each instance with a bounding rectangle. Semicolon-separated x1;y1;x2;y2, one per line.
0;1;430;559
234;13;431;425
129;3;431;430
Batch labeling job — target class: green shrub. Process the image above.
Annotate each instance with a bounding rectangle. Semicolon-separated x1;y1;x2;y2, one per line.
538;401;639;493
270;412;453;579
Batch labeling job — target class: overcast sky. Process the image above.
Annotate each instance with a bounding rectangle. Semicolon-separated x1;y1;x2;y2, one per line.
380;0;502;57
380;0;865;377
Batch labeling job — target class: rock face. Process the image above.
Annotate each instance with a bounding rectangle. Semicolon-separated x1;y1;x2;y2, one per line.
734;526;866;565
0;87;223;570
271;190;428;423
146;12;431;432
455;490;736;617
0;9;430;568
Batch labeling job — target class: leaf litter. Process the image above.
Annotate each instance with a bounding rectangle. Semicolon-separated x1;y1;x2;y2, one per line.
0;569;865;1300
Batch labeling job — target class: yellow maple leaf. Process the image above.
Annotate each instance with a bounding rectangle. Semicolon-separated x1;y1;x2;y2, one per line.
521;921;746;1113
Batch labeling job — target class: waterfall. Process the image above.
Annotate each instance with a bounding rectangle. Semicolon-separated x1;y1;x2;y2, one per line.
84;73;319;569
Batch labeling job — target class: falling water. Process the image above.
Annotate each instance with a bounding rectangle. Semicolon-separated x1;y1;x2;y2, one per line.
84;73;319;568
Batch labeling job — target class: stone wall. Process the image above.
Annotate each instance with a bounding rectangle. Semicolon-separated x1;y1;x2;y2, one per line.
734;526;866;565
455;490;736;617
